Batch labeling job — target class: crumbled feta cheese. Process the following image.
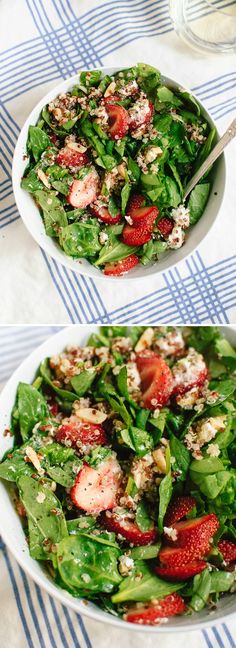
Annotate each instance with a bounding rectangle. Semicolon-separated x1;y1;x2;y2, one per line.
167;225;185;249
117;79;138;97
164;526;178;541
81;573;91;583
36;492;46;504
104;81;117;97
135;328;154;352
128;92;151;125
119;554;134;576
171;205;190;229
196;416;226;446
131;454;154;490
99;232;108;245
144;146;162;164
154;329;185;357
206;443;220;457
126;361;141;393
153;408;160;419
177;386;200;409
172;347;206;391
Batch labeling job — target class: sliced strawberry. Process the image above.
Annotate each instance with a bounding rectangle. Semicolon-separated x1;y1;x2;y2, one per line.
170;514;219;548
122;207;158;247
70;456;121;515
157;217;174;237
129;206;159;225
155;561;207;581
106;103;129;140
136;350;174;409
55;419;106;450
129;99;154;130
125;593;186;625
67;168;99;208
100;510;157;546
159;543;210;567
164;496;196;527
127;194;145;215
56;146;89;170
218;540;236;563
90;203;121;225
159;514;219;566
104;254;139;276
172;348;208;396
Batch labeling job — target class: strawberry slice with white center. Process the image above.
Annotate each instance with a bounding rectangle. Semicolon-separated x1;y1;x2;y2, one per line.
172;347;208;395
70;455;121;514
128;97;154;130
136;350;174;409
164;496;196;526
106;103;129;140
68;168;99;208
155;561;207;581
100;510;157;545
90;202;121;225
55;418;107;450
218;539;236;563
124;593;186;625
104;254;139;276
122;206;158;246
56;146;89;170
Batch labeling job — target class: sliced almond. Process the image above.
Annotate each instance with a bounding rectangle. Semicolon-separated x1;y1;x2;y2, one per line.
104;81;116;97
74;407;107;424
67;141;87;152
37;169;50;189
25;446;45;476
135;327;154;352
117;163;127;179
152;448;166;474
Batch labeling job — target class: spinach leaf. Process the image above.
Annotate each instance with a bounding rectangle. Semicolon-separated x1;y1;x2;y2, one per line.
140;240;167;266
190;457;231;499
120;184;130;214
158;472;173;532
128;157;140;182
67;516;96;534
18;476;68;560
210;571;234;593
28;126;50;162
188;183;210;225
70;369;97;396
117;366;130;400
190;569;211;611
56;533;121;594
40;358;79;402
215;338;236;361
157;87;181;107
193;128;216;172
21;168;44;193
136;500;153;532
130;543;161;560
17;382;49;442
95;236;138;266
0;447;33;481
170;434;190;481
34;190;68;236
208;379;236;405
112;561;184;603
60;222;101;258
120;427;153;456
165;176;181;208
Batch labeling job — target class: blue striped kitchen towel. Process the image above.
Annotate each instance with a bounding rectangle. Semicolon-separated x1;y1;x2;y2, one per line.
0;0;236;325
0;325;236;648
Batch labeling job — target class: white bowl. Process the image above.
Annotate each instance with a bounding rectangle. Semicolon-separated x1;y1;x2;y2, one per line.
0;325;235;633
12;67;226;281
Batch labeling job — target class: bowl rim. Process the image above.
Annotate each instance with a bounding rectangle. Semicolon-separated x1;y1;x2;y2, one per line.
0;324;236;633
12;65;226;282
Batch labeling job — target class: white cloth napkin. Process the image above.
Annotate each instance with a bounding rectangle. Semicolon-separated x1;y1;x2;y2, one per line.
0;325;236;648
0;0;235;325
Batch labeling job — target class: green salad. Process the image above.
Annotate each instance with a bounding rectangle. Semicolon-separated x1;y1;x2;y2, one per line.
1;326;236;626
21;64;216;276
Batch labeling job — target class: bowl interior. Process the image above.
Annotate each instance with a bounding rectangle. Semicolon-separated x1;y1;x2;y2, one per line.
0;325;235;632
12;68;226;281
